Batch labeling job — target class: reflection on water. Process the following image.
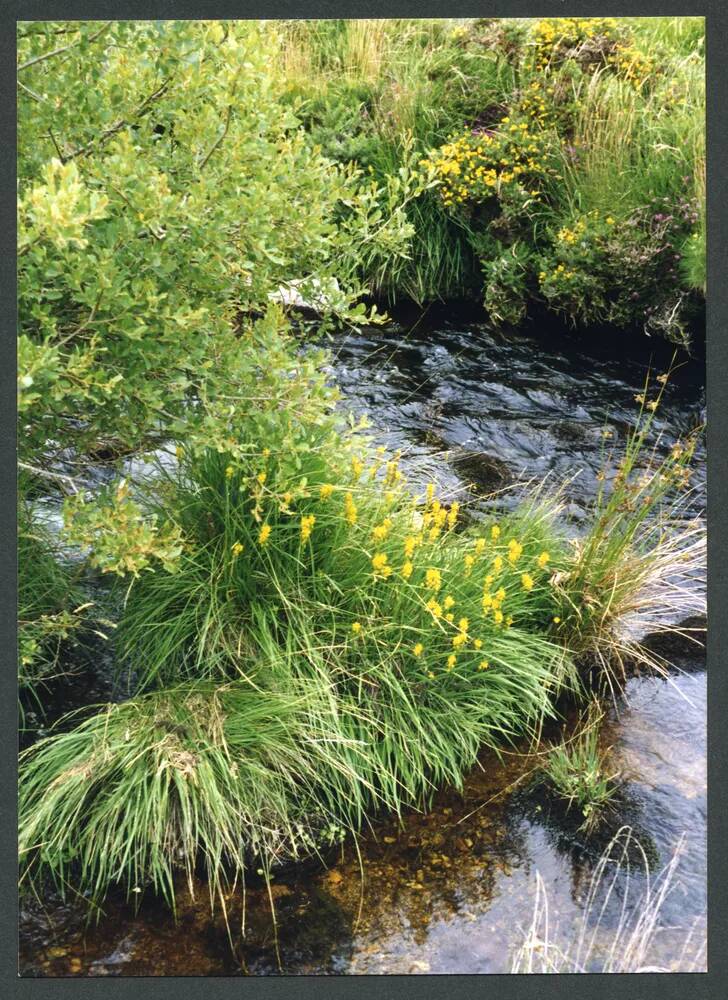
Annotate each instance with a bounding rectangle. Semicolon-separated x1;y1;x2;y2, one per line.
19;313;706;976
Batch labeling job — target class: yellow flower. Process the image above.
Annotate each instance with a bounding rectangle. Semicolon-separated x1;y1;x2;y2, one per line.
521;572;534;591
491;524;501;540
493;610;504;625
319;483;334;500
351;621;362;635
445;612;454;623
404;535;418;558
464;554;475;575
425;567;442;592
258;524;271;545
508;539;523;563
537;551;550;569
447;502;460;529
443;594;455;611
426;598;442;618
401;560;413;579
452;632;468;649
344;493;358;526
372;518;393;543
257;471;267;486
473;638;483;649
478;660;490;671
351;456;364;480
300;514;316;543
231;541;244;557
372;552;389;574
458;617;469;633
447;654;457;670
225;465;234;478
493;555;503;572
262;448;271;458
413;642;424;657
606;216;615;225
646;400;658;412
553;616;561;624
474;538;486;556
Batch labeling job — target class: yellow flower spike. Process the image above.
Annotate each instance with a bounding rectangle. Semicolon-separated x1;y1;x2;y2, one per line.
445;612;455;623
447;502;460;529
443;595;455;611
319;483;334;500
478;660;490;671
473;638;483;650
300;514;316;544
507;540;523;563
493;610;504;625
225;465;235;479
491;525;501;540
474;538;486;556
351;456;364;481
452;633;467;649
372;518;393;543
404;535;418;558
447;654;457;671
413;642;424;657
401;560;414;580
231;541;244;558
371;553;391;578
426;483;436;505
351;621;362;635
344;493;358;526
521;572;535;591
537;551;550;569
256;471;267;486
458;617;469;633
426;598;442;618
496;587;506;603
425;568;442;592
427;671;435;680
258;524;271;545
646;400;658;412
464;554;475;576
262;448;271;459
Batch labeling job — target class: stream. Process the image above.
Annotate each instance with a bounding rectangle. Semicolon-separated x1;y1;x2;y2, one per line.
19;311;706;976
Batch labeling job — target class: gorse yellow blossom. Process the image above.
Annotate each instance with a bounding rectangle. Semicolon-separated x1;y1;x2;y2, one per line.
425;567;442;592
447;654;457;670
300;514;315;543
258;524;271;545
521;572;534;591
401;560;413;579
319;483;334;500
426;598;442;618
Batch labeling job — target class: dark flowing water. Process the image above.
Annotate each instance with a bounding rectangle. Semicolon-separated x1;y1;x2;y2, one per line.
19;313;706;976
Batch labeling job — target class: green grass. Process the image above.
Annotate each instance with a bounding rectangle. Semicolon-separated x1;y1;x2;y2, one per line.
542;702;618;833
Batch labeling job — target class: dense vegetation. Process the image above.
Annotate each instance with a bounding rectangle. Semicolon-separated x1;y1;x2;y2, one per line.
280;17;705;341
17;19;704;917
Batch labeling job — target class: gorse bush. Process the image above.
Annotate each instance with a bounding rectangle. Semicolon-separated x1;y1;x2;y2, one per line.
277;17;705;343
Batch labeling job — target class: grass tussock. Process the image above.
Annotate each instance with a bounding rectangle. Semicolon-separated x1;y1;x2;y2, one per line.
19;367;703;907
